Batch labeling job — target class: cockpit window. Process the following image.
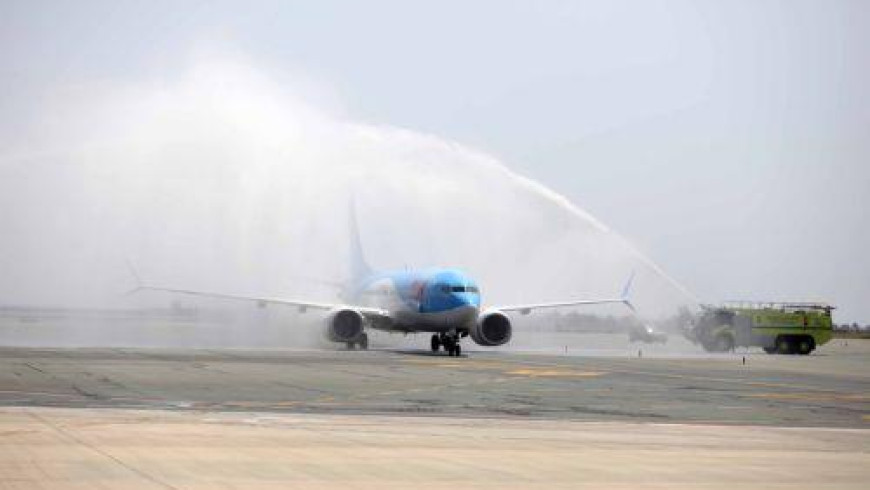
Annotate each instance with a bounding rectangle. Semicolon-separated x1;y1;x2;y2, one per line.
446;285;479;293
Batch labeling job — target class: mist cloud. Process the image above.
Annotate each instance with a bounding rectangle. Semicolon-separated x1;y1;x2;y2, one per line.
0;57;694;321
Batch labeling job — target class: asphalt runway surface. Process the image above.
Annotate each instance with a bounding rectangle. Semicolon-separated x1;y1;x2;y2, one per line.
0;342;867;427
1;341;868;488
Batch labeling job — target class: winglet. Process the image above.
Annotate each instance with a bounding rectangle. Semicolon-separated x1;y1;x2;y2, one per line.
124;259;145;296
620;270;636;312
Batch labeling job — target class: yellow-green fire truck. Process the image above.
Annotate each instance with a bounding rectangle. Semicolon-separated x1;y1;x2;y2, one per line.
687;302;834;355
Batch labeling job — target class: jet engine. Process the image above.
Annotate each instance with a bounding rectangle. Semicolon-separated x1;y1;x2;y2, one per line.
326;308;364;343
470;310;512;347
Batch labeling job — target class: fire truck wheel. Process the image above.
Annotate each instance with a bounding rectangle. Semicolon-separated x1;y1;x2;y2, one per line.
776;336;794;355
796;337;813;355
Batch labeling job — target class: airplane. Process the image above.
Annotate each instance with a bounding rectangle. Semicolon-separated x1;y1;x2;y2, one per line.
134;205;636;357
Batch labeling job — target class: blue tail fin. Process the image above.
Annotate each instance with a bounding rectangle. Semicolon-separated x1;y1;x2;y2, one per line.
349;198;373;282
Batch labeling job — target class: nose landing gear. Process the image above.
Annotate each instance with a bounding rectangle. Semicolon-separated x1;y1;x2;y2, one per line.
430;332;463;357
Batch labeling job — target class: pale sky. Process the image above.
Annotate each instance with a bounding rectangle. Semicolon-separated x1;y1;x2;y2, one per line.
1;1;868;322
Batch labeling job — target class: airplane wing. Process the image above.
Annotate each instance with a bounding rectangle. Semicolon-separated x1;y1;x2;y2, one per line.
489;272;636;315
493;298;632;314
134;285;389;317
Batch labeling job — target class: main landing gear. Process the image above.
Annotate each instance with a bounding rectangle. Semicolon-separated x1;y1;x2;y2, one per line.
431;332;462;357
346;333;369;350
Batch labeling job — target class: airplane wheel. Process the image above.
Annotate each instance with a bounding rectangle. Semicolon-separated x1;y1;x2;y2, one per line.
454;344;461;357
444;340;456;357
431;334;441;352
346;342;355;350
442;337;456;356
359;333;369;351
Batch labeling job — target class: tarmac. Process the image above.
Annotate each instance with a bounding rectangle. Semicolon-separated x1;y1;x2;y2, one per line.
0;340;868;488
3;407;867;489
0;342;867;426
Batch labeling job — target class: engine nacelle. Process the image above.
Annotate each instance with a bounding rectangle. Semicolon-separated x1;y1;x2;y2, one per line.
326;308;365;343
470;310;512;347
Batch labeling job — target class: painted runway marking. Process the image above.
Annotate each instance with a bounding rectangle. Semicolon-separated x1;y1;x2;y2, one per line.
464;356;863;397
505;369;605;378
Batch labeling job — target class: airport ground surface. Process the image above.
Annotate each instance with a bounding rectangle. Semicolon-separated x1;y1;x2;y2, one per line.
3;406;867;490
1;340;867;488
0;342;867;427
